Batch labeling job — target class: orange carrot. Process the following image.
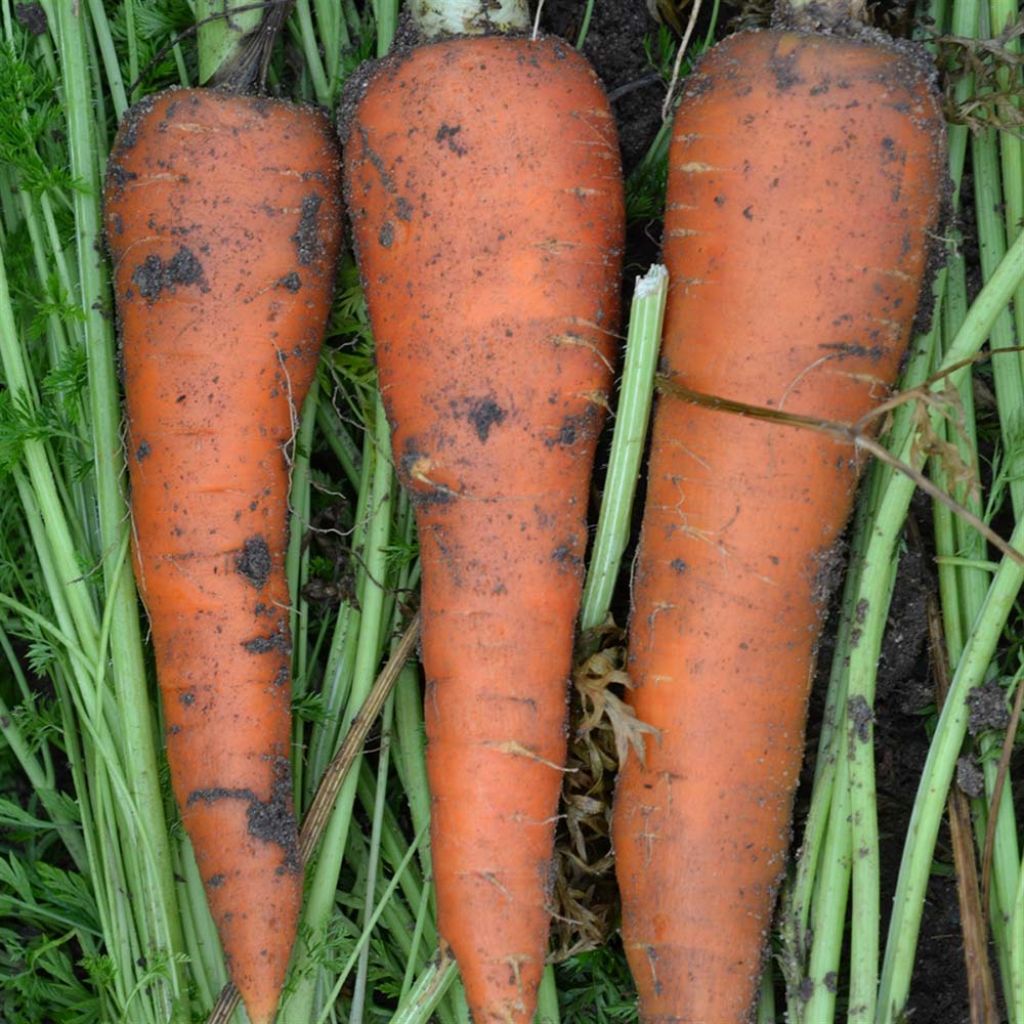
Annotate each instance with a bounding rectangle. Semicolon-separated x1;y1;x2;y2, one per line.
343;31;625;1024
104;89;342;1024
611;25;945;1022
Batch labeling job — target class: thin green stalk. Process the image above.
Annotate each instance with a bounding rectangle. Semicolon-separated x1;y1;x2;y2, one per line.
303;417;377;800
870;218;1024;1024
973;124;1024;520
756;960;776;1024
292;0;331;104
941;206;1021;1021
355;761;428;922
317;399;363;489
374;0;399;56
313;824;426;1024
786;251;940;1010
988;0;1023;360
536;967;560;1024
392;959;460;1024
575;0;595;49
287;374;320;707
1010;854;1024;1021
52;4;187;1015
392;661;433;880
86;0;128;118
801;751;853;1021
284;397;394;1022
878;515;1024;1022
959;8;1023;1008
350;696;395;1024
400;880;435;1002
784;476;871;972
311;0;341;91
579;265;667;633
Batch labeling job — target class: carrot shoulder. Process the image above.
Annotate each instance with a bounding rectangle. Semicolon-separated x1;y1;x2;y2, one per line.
344;34;625;1024
104;89;342;1024
612;30;945;1022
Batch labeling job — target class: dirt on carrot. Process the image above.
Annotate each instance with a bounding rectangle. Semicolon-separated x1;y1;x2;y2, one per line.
343;32;625;1024
104;88;342;1024
610;27;946;1022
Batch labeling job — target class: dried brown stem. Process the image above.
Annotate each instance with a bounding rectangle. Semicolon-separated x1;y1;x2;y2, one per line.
656;376;1024;568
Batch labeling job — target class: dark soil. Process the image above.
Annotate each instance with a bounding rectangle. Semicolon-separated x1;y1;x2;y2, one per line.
542;0;662;173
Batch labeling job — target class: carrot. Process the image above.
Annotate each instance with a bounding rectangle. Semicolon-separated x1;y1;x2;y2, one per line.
342;11;625;1021
611;16;946;1022
103;57;342;1024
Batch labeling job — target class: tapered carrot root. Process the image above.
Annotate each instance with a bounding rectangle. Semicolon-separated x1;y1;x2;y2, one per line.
344;35;625;1024
612;30;945;1023
104;89;342;1024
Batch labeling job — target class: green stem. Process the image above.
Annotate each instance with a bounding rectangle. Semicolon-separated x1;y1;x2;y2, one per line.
350;697;395;1024
535;968;560;1024
283;397;394;1021
52;5;187;1017
875;231;1024;1021
579;265;667;633
575;0;595;48
877;516;1024;1022
312;824;427;1024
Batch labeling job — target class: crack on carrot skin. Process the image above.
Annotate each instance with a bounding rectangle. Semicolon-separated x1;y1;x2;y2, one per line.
819;341;884;362
355;124;397;194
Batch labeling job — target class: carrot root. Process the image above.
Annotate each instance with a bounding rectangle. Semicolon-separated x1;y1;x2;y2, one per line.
612;30;946;1023
104;88;343;1024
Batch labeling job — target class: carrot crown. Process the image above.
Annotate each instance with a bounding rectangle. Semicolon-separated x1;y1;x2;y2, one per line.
410;0;530;39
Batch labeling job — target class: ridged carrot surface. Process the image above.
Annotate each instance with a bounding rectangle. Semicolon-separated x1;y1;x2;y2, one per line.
104;89;342;1024
344;35;624;1024
612;30;945;1022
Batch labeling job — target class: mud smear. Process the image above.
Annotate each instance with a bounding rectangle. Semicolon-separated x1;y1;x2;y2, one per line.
292;194;325;266
187;759;299;873
131;246;207;302
235;535;271;590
